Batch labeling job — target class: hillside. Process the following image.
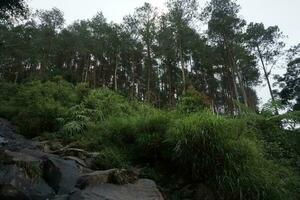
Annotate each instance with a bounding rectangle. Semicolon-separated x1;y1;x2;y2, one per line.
0;80;299;199
0;0;300;199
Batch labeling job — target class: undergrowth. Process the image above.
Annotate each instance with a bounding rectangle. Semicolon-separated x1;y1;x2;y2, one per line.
0;79;299;200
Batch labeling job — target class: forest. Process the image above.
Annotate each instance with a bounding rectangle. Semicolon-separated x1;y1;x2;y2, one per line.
0;0;299;200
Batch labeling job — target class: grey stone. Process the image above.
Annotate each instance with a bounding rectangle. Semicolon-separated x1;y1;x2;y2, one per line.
70;179;164;200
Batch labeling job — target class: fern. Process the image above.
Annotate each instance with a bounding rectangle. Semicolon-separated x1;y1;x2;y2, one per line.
267;111;300;130
61;121;85;136
58;105;94;136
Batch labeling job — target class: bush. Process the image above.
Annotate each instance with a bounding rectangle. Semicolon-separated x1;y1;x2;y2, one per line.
133;112;171;163
177;86;211;114
0;82;19;118
166;112;299;200
94;147;129;170
0;80;78;137
83;89;134;120
57;105;94;138
1;80;299;200
100;110;171;164
75;83;91;102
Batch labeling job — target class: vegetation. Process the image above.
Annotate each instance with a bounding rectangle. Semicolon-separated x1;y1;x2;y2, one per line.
0;0;28;19
0;80;299;199
0;0;299;199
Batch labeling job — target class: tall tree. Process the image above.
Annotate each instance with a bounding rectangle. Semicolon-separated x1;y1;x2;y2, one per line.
245;22;285;114
132;3;158;101
0;0;27;19
276;44;300;111
156;14;179;105
34;8;65;78
167;0;198;94
203;0;247;113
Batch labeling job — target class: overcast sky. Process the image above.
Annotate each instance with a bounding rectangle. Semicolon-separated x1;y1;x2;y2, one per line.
27;0;300;105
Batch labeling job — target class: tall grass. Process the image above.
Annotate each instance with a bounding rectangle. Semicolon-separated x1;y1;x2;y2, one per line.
0;80;299;199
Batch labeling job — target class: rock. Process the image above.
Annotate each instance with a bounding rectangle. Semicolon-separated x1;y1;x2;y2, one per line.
0;136;8;145
49;141;64;152
0;185;30;200
70;179;164;200
51;194;69;200
5;150;40;163
0;119;163;200
64;156;87;167
0;150;56;200
76;169;139;189
42;155;79;195
76;169;117;189
0;148;80;197
0;165;55;200
109;168;139;185
193;184;215;200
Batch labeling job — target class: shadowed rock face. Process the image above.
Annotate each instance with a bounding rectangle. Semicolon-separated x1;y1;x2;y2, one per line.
0;118;164;200
69;179;164;200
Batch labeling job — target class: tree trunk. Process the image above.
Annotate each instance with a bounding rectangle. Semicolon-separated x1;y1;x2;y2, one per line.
131;59;135;99
146;43;152;101
226;40;241;114
114;53;119;92
179;43;186;95
231;68;241;113
229;45;248;107
237;70;249;107
168;62;174;106
257;45;279;115
14;72;19;83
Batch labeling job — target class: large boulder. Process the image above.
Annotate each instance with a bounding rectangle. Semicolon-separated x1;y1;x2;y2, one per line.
0;148;80;199
70;179;164;200
0;119;164;200
0;150;55;200
42;155;79;195
76;169;138;189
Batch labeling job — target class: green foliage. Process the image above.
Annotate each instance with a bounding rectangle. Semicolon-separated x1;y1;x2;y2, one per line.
0;80;78;137
0;80;299;200
101;110;170;163
166;112;299;199
94;147;129;170
57;105;93;137
167;112;241;179
246;112;300;169
261;100;284;116
84;89;133;120
177;87;210;114
0;0;28;19
75;83;91;102
139;167;162;182
0;82;19;118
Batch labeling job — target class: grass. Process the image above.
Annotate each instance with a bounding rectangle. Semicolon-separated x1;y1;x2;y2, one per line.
0;79;299;200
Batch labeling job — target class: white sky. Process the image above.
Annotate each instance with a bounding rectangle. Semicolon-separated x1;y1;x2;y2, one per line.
27;0;300;105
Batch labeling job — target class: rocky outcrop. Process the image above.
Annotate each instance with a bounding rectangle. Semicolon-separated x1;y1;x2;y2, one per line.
70;179;164;200
0;118;164;200
0;150;55;200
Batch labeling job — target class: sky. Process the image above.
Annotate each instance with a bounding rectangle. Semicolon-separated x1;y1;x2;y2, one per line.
27;0;300;105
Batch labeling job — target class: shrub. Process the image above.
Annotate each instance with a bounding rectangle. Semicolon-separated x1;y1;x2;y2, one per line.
57;105;94;137
83;89;134;120
166;112;240;179
101;110;170;164
177;86;211;114
133;111;170;163
166;112;298;200
139;167;162;182
0;82;19;118
94;147;129;170
75;83;91;102
4;80;78;137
